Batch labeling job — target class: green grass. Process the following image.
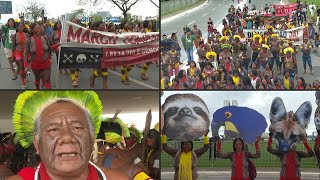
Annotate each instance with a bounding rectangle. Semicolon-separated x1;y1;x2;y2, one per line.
288;0;320;17
161;141;318;168
161;0;206;18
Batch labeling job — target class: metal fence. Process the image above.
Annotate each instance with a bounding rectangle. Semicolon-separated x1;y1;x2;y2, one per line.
161;0;202;15
161;141;318;168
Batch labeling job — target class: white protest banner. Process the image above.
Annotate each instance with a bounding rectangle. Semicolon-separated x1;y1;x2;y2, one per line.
59;21;159;69
243;26;305;45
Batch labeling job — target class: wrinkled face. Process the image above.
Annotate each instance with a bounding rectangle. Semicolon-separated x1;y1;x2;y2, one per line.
162;94;210;141
269;97;312;153
34;102;94;176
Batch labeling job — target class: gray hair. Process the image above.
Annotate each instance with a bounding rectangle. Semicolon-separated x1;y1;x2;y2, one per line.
34;110;95;140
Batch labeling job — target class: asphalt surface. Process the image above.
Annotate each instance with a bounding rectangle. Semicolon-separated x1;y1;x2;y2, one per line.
0;46;159;89
161;0;320;85
161;172;320;180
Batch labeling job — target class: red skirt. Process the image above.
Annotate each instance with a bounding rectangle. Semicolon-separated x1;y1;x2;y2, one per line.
31;58;51;70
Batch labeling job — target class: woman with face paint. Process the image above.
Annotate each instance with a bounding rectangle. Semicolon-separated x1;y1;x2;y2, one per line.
267;133;314;180
161;130;210;180
24;22;54;89
217;137;261;180
11;23;28;89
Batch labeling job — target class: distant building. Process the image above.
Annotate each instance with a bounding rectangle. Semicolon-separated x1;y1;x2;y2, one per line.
145;16;158;20
96;11;112;22
132;15;142;21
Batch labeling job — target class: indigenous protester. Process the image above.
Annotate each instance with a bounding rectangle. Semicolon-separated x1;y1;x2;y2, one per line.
161;130;210;180
11;23;28;89
217;137;261;180
267;132;314;180
24;22;56;89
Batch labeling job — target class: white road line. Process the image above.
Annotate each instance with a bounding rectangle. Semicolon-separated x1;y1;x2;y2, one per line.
202;13;208;17
218;4;222;7
108;70;158;89
161;0;209;24
211;8;216;11
187;21;195;26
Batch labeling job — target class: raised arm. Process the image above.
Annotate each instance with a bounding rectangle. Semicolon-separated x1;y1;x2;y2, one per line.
23;38;30;63
314;135;320;166
247;137;261;159
216;138;232;159
297;135;314;158
161;134;179;157
267;133;281;156
194;130;210;158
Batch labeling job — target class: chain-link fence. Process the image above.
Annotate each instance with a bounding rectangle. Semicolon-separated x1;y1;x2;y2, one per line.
161;140;318;168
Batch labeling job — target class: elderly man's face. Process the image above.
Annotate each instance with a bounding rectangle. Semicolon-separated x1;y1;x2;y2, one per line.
34;102;94;176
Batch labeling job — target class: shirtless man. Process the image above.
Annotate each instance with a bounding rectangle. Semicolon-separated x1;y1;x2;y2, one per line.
269;34;280;71
257;45;273;71
251;34;262;63
166;45;181;77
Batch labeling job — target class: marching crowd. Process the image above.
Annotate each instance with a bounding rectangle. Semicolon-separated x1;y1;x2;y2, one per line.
160;1;320;90
1;15;158;89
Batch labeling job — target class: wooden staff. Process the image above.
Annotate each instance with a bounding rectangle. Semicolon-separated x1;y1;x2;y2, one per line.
141;109;152;163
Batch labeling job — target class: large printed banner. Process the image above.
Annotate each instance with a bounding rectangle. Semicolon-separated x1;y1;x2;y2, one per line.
243;26;305;45
270;2;297;16
59;21;159;69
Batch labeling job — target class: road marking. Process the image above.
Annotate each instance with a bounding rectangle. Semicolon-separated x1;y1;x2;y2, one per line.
108;70;158;89
218;4;222;7
187;21;195;26
202;13;207;17
211;8;216;11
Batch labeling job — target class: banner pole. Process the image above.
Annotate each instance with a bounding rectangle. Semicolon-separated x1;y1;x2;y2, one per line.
55;15;65;88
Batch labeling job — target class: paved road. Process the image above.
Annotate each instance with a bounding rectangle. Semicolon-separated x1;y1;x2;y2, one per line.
161;172;320;180
0;46;159;89
161;0;320;85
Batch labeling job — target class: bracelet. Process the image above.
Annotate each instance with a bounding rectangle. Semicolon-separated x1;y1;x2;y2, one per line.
204;136;209;145
161;135;167;144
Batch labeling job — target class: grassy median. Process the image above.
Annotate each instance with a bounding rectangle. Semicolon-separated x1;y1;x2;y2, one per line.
161;140;318;168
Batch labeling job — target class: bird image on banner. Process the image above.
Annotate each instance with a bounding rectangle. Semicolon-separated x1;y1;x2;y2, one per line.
211;106;267;144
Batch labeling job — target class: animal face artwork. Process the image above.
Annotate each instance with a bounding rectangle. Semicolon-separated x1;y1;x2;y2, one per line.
162;94;210;141
211;106;267;144
314;92;320;129
269;97;312;153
